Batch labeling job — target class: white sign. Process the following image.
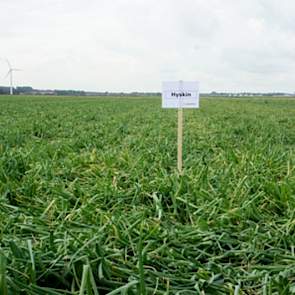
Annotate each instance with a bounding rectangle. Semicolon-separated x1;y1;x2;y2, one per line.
162;81;200;108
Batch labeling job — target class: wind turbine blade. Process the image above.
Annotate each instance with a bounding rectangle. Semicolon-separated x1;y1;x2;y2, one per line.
5;59;12;69
3;70;11;79
12;68;22;71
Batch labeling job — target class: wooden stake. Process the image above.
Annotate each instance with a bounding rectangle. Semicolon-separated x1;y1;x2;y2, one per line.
177;107;183;174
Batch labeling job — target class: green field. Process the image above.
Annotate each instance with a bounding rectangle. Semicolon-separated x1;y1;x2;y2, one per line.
1;95;295;294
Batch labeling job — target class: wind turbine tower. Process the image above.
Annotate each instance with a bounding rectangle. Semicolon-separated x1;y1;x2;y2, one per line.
4;59;21;95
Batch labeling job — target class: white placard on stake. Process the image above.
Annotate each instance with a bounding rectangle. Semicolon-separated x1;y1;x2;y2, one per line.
162;81;199;109
162;81;200;174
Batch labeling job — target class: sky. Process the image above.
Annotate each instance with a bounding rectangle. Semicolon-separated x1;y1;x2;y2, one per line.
0;0;295;92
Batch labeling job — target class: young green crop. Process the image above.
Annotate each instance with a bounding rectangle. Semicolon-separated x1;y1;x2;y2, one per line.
0;95;295;294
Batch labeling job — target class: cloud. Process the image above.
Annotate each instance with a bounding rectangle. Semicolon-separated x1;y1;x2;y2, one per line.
0;0;294;92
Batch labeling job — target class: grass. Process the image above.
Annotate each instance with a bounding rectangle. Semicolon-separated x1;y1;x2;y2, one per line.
0;95;295;294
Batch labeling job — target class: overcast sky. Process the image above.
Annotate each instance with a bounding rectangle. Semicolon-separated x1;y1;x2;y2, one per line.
1;0;295;92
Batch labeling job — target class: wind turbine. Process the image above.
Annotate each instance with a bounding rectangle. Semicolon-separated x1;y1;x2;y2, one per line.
3;59;21;95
